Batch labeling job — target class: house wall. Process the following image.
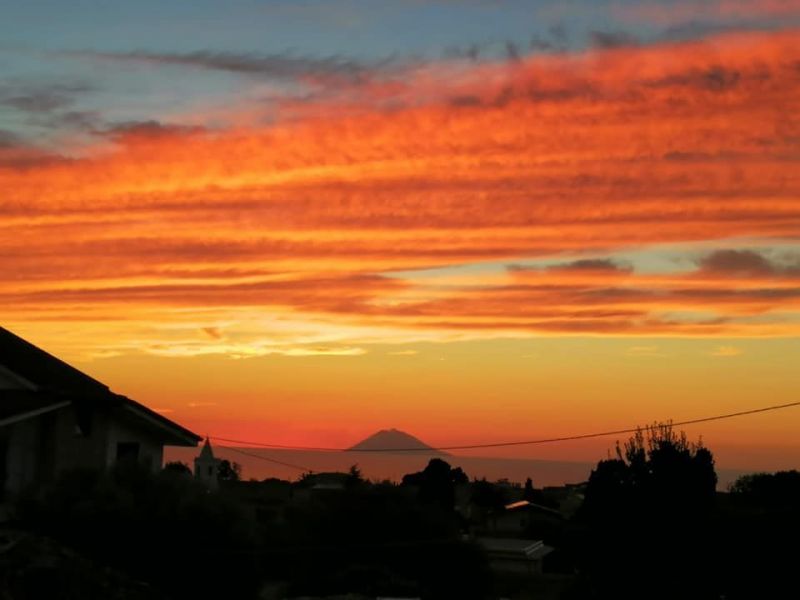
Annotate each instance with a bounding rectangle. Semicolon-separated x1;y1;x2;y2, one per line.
49;404;164;473
4;406;110;494
3;405;167;496
4;418;40;494
51;405;112;474
0;366;29;389
491;512;528;533
103;410;164;473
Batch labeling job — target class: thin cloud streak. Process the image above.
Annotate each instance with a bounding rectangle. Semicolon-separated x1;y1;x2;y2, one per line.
61;49;401;87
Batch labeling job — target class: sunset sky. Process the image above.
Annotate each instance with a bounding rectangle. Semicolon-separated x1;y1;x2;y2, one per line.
2;0;799;471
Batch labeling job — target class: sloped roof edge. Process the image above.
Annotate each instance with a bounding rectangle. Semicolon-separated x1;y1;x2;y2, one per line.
117;394;202;446
0;326;109;395
0;326;201;447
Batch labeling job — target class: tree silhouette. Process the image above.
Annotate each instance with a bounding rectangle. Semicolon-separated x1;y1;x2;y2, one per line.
162;461;191;476
729;469;800;507
719;470;800;598
217;459;241;482
470;478;507;512
346;464;364;488
577;423;717;599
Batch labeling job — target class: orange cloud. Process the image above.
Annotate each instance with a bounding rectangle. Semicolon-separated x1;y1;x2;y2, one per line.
2;29;799;355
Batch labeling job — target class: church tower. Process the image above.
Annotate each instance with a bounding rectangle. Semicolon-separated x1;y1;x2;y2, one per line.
194;437;221;489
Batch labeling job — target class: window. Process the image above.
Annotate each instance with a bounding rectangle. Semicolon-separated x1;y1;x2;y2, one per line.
116;442;140;462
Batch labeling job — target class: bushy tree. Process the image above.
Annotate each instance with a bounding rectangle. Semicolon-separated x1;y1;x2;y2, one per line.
162;461;191;476
729;470;800;507
577;423;717;599
718;470;800;598
216;459;241;482
346;464;364;488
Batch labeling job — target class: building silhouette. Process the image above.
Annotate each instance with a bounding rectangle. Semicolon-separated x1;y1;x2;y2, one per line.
194;437;221;489
0;326;201;496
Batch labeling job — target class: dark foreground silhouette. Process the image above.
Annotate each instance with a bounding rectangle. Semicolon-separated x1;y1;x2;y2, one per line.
4;424;799;599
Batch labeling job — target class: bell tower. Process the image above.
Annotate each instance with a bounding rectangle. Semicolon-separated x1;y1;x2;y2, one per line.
194;437;220;489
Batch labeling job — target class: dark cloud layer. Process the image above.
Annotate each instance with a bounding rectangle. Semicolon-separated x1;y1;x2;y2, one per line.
700;250;800;276
0;129;65;169
0;81;93;114
68;50;385;85
508;259;633;274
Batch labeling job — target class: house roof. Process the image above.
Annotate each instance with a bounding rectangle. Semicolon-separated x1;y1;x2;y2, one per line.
299;472;349;489
114;394;202;446
503;500;565;518
0;327;108;395
0;326;201;446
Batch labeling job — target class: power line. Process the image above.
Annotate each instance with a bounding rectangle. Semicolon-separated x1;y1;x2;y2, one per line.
221;445;313;472
209;400;800;453
211;438;351;453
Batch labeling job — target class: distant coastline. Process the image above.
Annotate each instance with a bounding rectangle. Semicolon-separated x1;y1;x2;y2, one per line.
166;446;749;489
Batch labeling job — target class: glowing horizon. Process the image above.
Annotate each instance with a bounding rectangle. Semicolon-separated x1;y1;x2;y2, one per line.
2;1;799;472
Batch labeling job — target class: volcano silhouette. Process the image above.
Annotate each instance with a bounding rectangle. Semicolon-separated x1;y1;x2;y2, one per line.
347;428;448;455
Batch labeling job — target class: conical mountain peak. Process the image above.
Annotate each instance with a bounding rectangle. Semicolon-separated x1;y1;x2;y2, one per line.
348;429;447;455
